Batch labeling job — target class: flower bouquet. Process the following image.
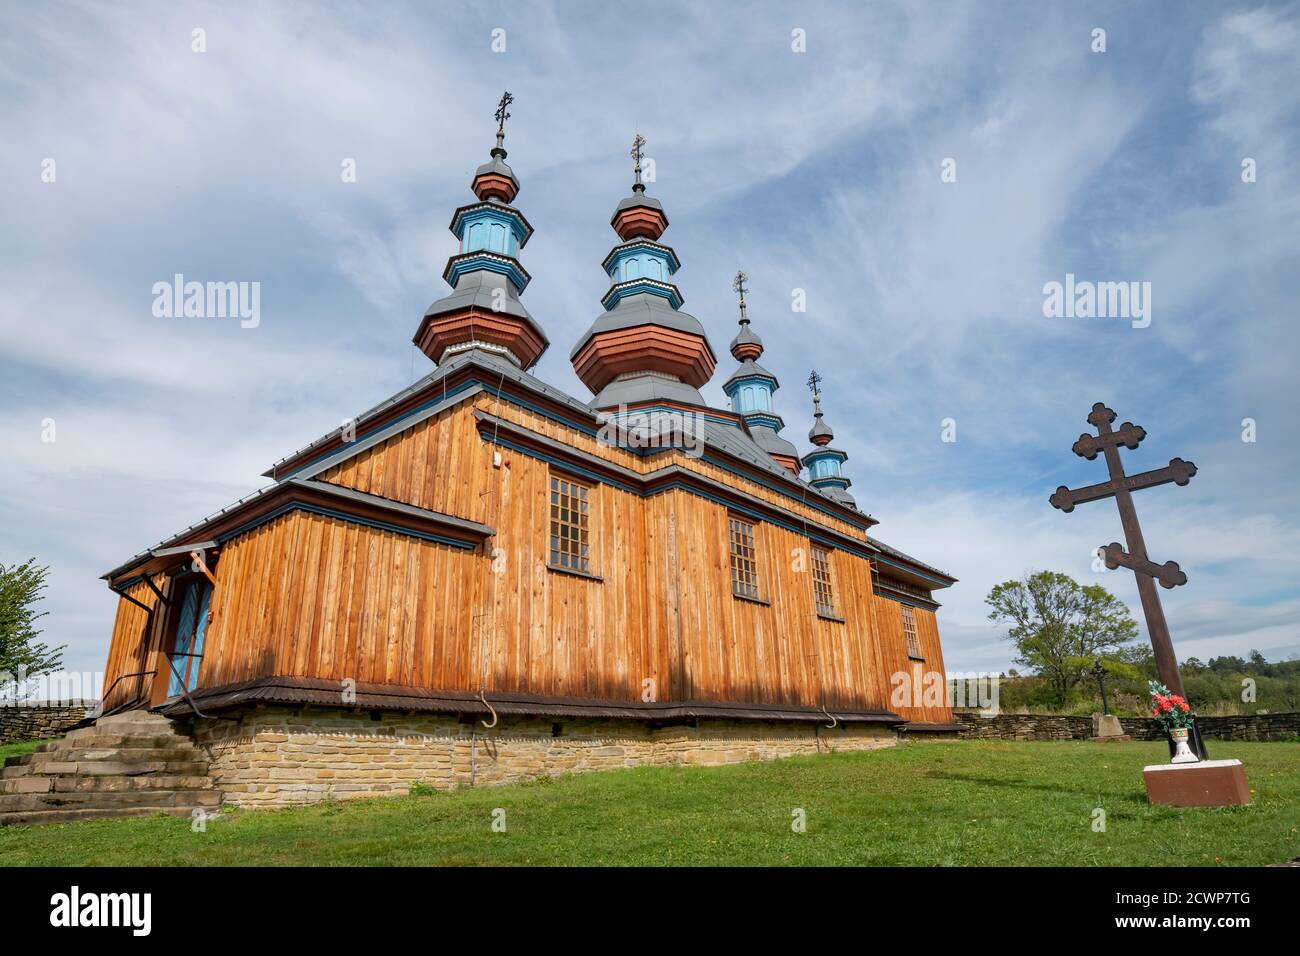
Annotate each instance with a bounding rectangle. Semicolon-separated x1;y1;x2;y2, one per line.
1148;680;1198;764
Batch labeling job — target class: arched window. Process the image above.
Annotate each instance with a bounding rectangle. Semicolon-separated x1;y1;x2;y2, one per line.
488;222;506;253
466;221;485;252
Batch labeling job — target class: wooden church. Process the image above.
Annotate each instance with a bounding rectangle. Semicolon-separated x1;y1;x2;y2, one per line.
93;99;959;806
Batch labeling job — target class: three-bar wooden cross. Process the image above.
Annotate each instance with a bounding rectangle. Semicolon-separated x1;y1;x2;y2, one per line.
1050;403;1203;754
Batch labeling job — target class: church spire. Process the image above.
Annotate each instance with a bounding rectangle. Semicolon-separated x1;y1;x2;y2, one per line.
802;371;856;506
570;133;716;410
412;92;548;370
721;272;799;474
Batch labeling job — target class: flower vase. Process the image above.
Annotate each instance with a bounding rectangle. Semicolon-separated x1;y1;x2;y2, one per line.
1170;727;1198;764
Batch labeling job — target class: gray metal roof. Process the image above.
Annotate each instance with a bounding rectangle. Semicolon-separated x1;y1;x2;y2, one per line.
592;372;706;408
746;423;798;459
614;193;664;213
824;486;857;508
870;537;955;583
809;415;835;444
722;357;779;392
473;154;519;189
729;322;763;356
422;269;545;337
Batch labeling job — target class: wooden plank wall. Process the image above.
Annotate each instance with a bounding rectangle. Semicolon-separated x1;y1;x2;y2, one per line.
867;594;952;723
100;392;954;722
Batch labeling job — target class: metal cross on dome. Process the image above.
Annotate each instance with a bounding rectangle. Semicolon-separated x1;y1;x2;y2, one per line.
1050;401;1204;755
733;271;749;321
806;369;823;403
494;91;514;149
631;133;647;186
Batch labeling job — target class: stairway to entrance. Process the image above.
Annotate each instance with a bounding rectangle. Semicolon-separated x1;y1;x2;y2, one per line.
0;711;221;826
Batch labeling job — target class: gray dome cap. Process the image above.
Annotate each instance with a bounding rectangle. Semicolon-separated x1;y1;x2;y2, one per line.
475;151;520;190
424;270;540;332
614;193;664;213
824;486;857;507
729;322;763;354
809;414;835;443
570;293;713;361
747;423;798;459
591;371;706;408
723;358;779;392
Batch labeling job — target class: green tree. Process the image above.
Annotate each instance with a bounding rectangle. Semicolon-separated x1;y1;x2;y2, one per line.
0;559;64;699
985;571;1139;708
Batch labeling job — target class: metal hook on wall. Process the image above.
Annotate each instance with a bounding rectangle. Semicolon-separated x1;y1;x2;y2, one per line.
479;692;498;729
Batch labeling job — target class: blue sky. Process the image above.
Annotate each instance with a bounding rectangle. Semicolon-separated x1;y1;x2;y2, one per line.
1;1;1297;686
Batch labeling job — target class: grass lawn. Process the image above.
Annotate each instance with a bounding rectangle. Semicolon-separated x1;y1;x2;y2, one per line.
0;739;55;763
1;739;1296;866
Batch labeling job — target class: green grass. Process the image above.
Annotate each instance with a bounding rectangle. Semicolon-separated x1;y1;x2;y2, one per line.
0;739;55;762
2;740;1296;866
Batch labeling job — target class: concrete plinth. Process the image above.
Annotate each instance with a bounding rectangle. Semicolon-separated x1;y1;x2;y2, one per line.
1143;759;1250;807
1093;713;1126;738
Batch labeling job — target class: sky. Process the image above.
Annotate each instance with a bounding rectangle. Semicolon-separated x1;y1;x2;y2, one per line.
1;1;1298;692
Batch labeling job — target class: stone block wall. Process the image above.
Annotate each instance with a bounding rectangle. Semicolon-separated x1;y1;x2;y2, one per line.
194;707;897;808
0;703;92;743
953;711;1300;742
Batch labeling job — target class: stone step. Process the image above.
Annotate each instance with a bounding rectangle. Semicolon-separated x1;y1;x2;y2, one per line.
50;773;214;793
93;711;176;726
55;733;194;750
0;760;211;789
67;722;186;742
36;746;204;765
0;788;221;814
0;709;219;823
0;806;204;827
1;772;216;795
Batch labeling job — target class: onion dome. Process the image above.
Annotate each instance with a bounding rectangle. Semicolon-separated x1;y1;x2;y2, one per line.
721;272;799;473
413;92;549;370
802;372;855;507
571;133;716;409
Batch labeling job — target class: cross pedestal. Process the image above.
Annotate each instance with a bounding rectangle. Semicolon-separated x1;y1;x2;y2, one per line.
1092;714;1127;739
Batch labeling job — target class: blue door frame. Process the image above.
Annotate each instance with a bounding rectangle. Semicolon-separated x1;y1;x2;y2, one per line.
167;578;212;697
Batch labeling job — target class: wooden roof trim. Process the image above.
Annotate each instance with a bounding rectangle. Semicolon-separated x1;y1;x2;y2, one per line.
158;674;907;725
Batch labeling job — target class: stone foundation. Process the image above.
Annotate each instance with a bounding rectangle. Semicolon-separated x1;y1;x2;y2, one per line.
0;703;92;743
194;707;897;808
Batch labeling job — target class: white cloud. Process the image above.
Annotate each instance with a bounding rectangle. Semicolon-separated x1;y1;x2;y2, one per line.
1;2;1296;684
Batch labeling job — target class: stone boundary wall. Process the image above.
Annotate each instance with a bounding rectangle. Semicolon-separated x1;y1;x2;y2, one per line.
194;708;898;808
0;703;93;743
953;711;1300;742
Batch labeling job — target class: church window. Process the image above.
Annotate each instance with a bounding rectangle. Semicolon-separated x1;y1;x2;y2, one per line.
729;517;760;600
902;604;923;659
550;475;591;573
